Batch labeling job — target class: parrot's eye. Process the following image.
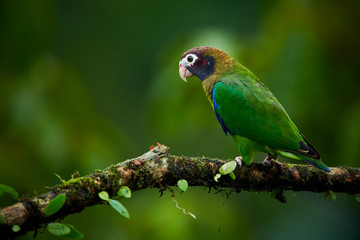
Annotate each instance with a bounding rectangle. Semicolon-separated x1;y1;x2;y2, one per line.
180;53;198;68
184;54;198;65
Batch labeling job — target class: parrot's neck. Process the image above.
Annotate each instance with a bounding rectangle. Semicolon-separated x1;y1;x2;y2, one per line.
200;56;239;107
201;74;220;109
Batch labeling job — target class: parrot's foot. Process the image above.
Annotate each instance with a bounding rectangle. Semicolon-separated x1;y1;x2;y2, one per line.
235;156;243;168
263;156;284;169
263;156;274;166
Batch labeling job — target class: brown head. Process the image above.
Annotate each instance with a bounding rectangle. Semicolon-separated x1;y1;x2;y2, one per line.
179;46;236;82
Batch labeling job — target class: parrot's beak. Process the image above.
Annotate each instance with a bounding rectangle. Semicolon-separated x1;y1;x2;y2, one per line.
179;63;193;82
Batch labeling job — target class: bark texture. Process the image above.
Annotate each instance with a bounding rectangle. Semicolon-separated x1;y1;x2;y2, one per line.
1;144;359;238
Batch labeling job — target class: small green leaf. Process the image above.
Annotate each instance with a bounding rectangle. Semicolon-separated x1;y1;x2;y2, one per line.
47;223;71;236
329;190;336;201
0;184;19;200
98;191;109;201
219;161;237;175
64;224;84;239
177;179;188;192
109;199;130;219
214;173;221;182
12;225;20;232
323;190;336;201
117;186;131;198
229;172;236;180
45;193;66;216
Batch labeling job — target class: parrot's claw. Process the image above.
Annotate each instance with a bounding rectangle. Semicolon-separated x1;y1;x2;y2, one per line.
235;156;243;168
263;156;284;169
263;158;273;166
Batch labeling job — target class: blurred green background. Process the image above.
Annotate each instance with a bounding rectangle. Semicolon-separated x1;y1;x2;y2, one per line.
1;0;360;239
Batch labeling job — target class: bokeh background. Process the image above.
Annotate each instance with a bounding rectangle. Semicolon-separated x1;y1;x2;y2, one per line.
1;0;360;239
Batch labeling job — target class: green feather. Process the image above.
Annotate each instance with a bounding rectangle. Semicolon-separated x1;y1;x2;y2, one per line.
214;76;301;151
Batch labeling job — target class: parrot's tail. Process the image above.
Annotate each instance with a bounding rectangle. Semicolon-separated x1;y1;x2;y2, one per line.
277;151;330;172
302;157;330;172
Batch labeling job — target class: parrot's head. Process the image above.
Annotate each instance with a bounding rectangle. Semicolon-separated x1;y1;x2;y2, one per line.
179;46;234;82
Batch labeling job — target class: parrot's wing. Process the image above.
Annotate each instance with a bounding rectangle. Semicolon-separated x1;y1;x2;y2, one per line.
212;73;319;158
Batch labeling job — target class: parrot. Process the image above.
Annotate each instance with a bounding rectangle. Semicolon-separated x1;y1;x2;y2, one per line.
178;46;330;172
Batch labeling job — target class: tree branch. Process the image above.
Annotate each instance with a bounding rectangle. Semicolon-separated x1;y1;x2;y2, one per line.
1;144;359;238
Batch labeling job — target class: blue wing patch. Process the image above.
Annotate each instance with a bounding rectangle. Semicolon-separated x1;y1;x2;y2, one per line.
212;82;233;136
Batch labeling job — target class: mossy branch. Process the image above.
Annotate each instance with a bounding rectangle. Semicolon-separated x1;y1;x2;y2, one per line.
1;144;359;238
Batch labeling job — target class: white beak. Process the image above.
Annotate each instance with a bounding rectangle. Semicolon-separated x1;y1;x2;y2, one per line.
179;63;193;82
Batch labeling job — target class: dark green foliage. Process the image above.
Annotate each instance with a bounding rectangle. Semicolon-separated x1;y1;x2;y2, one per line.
0;0;359;239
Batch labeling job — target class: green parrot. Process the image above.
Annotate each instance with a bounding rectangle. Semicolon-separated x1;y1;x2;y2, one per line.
179;46;330;172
